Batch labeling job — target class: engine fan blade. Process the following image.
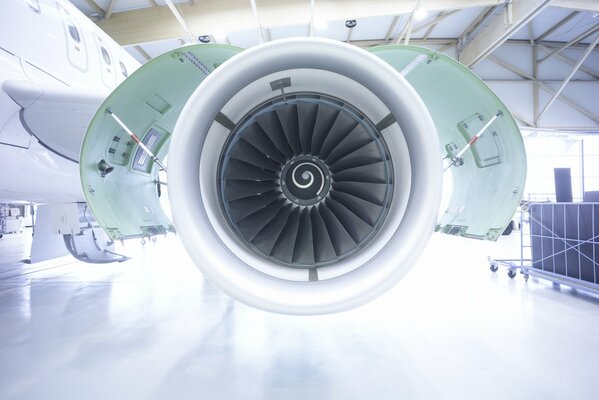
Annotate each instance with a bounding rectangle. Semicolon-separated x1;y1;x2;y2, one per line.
310;207;338;263
241;124;286;164
318;204;356;256
270;207;302;264
318;111;359;159
256;112;293;159
275;104;302;155
329;141;385;173
224;180;278;201
293;208;316;265
236;198;287;241
297;102;318;154
223;158;277;182
331;181;389;206
252;204;293;256
227;191;282;222
325;124;373;165
311;102;340;155
230;139;280;171
332;162;388;184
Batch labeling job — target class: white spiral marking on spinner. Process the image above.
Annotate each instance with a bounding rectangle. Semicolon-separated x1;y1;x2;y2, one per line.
292;162;325;194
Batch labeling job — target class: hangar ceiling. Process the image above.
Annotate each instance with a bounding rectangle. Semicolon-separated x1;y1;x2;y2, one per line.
70;0;599;132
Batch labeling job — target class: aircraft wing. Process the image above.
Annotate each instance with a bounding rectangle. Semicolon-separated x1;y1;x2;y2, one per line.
2;80;105;162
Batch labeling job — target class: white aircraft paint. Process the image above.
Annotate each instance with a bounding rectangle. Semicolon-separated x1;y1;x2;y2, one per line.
0;0;140;203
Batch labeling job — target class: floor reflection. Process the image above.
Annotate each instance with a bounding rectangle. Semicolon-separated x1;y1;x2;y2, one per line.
0;233;597;399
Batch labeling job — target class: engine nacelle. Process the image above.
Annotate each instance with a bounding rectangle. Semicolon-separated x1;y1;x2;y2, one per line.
81;38;526;314
169;38;441;314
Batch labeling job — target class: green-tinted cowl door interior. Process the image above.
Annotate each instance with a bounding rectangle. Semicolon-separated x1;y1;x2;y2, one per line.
370;45;526;240
80;44;243;240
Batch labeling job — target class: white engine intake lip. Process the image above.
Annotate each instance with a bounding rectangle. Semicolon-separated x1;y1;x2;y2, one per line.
168;38;442;314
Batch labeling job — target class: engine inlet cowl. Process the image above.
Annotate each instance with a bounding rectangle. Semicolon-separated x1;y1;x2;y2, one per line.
168;38;442;314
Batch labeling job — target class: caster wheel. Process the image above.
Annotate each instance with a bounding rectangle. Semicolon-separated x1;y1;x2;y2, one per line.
490;263;499;272
502;221;514;236
523;274;529;281
508;270;517;279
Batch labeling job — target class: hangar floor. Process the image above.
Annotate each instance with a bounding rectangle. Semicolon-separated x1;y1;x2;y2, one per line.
0;232;597;400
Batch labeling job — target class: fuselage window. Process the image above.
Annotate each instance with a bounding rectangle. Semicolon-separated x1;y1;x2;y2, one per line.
119;61;128;78
101;47;111;65
68;23;80;43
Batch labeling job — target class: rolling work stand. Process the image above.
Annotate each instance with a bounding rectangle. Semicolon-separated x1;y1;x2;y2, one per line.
488;203;530;280
489;202;599;296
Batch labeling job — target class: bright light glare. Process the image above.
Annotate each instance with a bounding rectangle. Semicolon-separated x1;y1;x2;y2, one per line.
314;20;328;30
414;9;428;21
212;31;228;42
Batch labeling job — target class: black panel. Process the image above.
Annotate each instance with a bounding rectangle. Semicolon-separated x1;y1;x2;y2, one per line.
554;168;573;203
584;191;599;202
529;203;599;285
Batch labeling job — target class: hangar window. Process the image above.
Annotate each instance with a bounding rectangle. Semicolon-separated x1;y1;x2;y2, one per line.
101;47;111;65
120;61;128;77
68;23;80;43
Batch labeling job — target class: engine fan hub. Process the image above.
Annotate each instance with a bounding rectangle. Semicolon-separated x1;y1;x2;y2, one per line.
280;156;331;206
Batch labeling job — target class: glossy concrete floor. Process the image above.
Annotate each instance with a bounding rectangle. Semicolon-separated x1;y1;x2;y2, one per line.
0;231;598;400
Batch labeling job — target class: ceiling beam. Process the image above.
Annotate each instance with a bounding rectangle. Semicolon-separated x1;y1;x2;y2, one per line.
511;111;534;127
96;0;502;45
457;6;492;43
133;45;152;61
83;0;105;18
423;13;441;40
552;0;599;11
485;79;598;83
309;0;315;36
537;44;599;80
538;23;599;63
352;38;457;49
148;0;159;6
404;0;424;45
414;10;460;38
509;39;599;50
249;0;265;43
487;54;535;80
538;83;599;125
458;0;552;67
358;38;456;45
384;16;401;43
532;42;539;125
105;0;117;20
535;11;580;42
165;0;197;43
527;22;534;46
537;34;599;121
335;37;599;51
488;54;599;125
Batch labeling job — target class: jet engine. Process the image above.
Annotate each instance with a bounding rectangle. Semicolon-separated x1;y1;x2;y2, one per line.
80;38;526;314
